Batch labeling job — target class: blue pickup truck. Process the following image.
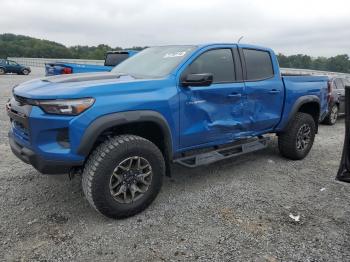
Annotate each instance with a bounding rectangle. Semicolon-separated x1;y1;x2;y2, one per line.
45;50;138;76
7;43;329;218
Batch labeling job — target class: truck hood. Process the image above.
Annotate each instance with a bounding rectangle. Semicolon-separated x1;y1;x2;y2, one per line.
13;72;152;99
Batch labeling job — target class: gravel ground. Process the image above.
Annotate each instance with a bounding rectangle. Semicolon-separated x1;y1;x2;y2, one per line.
0;68;349;261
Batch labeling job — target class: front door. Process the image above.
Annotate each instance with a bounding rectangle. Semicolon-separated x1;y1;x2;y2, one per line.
179;47;247;148
7;60;19;73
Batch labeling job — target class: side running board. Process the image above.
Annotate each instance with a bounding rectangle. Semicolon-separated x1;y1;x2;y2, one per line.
174;136;270;168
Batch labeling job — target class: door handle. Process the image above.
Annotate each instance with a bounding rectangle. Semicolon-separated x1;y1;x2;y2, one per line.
269;89;280;94
228;93;242;98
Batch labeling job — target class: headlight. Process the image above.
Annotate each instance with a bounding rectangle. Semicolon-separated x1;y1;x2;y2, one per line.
38;98;95;115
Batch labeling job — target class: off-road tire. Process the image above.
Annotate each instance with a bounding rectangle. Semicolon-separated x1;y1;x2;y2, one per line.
82;135;165;219
322;104;338;125
278;112;316;160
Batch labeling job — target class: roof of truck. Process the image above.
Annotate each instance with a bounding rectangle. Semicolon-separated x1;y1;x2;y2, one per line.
196;43;273;52
148;43;273;53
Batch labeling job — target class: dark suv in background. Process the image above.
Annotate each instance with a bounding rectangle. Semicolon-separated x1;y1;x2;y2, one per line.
322;77;347;125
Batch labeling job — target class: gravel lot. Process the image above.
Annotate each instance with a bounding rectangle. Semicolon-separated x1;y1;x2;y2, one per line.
0;68;349;261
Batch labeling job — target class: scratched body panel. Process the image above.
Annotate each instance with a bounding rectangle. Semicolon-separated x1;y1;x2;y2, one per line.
244;75;285;132
179;82;246;147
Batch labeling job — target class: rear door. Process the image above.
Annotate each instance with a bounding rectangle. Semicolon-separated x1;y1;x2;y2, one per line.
240;48;284;133
179;46;247;148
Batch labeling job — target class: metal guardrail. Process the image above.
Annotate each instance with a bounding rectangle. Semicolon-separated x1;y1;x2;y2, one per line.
7;57;350;79
7;57;104;67
280;68;350;78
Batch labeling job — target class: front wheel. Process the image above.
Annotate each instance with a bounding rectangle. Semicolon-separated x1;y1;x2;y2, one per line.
0;68;5;75
278;112;316;160
82;135;165;219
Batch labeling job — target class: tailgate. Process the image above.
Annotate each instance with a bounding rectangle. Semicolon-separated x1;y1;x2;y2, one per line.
45;63;60;76
45;63;72;76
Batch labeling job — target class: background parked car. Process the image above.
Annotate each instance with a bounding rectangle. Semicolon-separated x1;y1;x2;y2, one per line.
0;59;31;75
322;77;346;125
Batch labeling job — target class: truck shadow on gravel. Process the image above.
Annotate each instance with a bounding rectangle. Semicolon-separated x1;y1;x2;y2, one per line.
10;138;279;218
35;140;282;215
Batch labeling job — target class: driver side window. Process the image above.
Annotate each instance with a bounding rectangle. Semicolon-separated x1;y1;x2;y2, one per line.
185;49;235;84
9;61;17;66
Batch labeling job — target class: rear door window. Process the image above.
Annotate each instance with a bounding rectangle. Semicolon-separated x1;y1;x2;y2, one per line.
243;49;274;81
185;49;235;84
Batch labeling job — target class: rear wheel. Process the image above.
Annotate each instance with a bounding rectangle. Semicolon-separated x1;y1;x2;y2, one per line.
82;135;165;219
322;104;338;125
278;112;316;160
0;68;5;75
21;69;30;75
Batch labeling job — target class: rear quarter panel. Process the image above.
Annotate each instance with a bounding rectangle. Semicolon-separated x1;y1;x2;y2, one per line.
276;76;329;131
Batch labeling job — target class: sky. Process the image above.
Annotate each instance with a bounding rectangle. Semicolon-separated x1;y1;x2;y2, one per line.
0;0;349;57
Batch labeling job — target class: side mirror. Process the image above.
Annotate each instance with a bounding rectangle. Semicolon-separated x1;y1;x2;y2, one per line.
181;73;213;87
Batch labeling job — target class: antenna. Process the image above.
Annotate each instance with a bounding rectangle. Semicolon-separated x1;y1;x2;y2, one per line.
237;36;244;43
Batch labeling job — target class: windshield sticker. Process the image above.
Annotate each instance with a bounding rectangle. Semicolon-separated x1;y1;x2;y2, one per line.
163;52;186;58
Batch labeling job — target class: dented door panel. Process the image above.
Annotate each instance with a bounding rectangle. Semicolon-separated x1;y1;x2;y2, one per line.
244;77;285;132
179;82;247;148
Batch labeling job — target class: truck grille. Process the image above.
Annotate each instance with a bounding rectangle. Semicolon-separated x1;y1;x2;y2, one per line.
7;96;32;143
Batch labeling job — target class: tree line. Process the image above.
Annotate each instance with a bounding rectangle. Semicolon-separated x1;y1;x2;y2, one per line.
1;33;349;73
277;53;350;73
0;33;144;60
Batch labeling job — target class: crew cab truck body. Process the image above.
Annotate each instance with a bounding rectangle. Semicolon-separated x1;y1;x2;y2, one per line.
7;43;328;218
44;50;138;76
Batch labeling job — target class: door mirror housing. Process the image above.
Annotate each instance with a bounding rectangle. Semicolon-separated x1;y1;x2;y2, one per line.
181;73;213;87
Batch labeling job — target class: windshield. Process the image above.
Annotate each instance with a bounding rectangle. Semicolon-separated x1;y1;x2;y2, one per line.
111;45;196;78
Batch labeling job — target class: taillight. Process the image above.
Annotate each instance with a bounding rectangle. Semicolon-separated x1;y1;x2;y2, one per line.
327;80;333;103
62;67;72;74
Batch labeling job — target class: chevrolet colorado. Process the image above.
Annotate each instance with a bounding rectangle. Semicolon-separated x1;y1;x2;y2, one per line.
7;43;329;218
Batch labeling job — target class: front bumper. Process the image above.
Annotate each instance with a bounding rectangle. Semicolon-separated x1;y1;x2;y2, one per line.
6;95;86;174
9;131;83;174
